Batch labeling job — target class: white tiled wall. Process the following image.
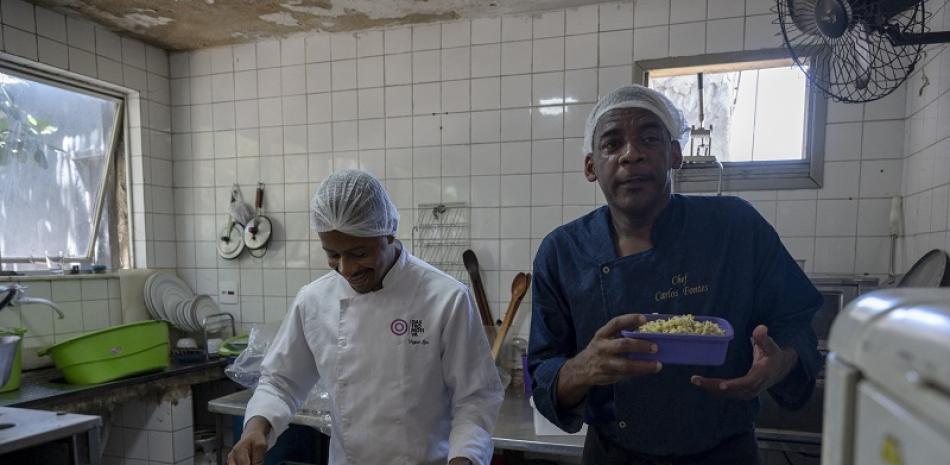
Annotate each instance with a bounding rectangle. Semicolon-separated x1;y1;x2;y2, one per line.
900;1;950;272
168;0;910;338
0;0;174;269
0;11;191;463
0;277;122;370
103;389;195;465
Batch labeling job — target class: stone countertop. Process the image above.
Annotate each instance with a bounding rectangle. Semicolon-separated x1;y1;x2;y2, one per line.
0;357;228;411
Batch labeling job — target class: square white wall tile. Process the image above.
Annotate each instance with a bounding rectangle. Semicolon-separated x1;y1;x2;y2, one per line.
533;37;564;72
413;24;441;50
534;11;565;39
385;28;412;54
860;159;903;198
502;15;533;42
706;18;744;53
565;34;598;70
816;199;858;236
813;237;856;273
472;17;501;44
501;75;531;109
442;80;470;112
707;0;745;19
501;207;530;238
855;236;891;274
824;122;863;161
599;2;634;31
501;41;532;75
670;0;706;24
413;50;440;82
385;53;412;85
4;25;38;60
744;14;783;50
776;200;816;236
818;161;861;199
599;30;633;66
635;0;671;28
443;21;472;48
566;5;599;35
862;120;905;159
471;44;501;77
331;32;357;60
35;7;66;41
634;26;669;60
356;30;383;57
442;47;471;80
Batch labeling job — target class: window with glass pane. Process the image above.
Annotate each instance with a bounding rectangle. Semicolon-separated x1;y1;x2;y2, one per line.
637;50;826;191
649;61;808;162
0;67;122;272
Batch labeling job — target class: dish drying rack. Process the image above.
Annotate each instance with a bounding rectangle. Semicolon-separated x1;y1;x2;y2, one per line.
171;312;236;362
412;202;470;283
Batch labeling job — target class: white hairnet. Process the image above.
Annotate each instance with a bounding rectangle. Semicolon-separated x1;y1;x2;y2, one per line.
582;84;690;156
310;169;399;237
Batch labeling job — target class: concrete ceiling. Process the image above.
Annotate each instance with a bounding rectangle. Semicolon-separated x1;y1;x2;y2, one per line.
30;0;606;51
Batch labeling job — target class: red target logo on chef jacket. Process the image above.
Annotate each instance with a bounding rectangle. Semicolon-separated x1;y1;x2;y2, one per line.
391;319;409;336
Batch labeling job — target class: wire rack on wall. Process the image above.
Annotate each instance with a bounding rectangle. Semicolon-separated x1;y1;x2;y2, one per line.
412;202;469;283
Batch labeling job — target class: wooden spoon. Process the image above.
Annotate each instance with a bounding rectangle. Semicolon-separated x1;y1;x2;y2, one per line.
491;272;531;361
462;250;497;341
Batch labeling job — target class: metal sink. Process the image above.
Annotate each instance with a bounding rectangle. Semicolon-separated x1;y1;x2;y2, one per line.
0;335;21;387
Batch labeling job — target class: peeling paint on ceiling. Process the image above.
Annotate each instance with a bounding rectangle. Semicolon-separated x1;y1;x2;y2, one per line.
29;0;609;50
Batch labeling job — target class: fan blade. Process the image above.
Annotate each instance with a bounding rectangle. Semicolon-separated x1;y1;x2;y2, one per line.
787;0;821;35
850;24;875;89
874;0;925;22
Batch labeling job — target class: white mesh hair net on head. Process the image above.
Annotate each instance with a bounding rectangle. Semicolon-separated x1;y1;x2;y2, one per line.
310;169;400;237
582;84;690;156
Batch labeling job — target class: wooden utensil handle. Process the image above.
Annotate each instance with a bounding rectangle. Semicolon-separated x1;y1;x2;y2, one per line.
491;278;530;360
255;185;263;209
471;277;493;325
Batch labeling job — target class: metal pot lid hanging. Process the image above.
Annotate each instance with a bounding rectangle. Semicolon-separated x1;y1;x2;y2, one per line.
243;183;273;252
217;216;245;260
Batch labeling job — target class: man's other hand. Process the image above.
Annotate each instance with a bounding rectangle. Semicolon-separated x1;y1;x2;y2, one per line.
690;325;798;400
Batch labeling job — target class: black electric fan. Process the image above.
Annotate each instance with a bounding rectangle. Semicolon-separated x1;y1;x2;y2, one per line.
776;0;950;102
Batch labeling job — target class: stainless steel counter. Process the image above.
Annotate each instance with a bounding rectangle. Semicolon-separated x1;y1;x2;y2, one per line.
208;389;586;459
209;388;828;461
0;406;102;463
208;388;331;433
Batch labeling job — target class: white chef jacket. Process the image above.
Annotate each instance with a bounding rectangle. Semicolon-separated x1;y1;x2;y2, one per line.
245;248;504;465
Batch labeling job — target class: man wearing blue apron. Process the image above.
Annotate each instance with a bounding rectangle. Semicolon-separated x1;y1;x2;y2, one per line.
528;85;821;465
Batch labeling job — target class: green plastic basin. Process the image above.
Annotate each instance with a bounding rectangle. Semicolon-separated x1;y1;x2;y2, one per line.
39;320;170;385
0;327;26;392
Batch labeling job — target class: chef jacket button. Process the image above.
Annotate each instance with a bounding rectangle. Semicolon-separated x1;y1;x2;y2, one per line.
338;338;346;347
602;266;610;274
618;420;627;429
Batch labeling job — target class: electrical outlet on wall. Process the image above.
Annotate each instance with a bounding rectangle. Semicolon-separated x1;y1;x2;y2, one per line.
219;281;238;304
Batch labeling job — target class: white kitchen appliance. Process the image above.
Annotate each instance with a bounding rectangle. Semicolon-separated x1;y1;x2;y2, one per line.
822;288;950;465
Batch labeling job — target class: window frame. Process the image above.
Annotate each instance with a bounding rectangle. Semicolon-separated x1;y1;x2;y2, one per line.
0;55;127;269
635;48;827;192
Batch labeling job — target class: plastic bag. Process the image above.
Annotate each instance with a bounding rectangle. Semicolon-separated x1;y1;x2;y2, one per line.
225;325;272;388
299;378;332;435
225;324;333;434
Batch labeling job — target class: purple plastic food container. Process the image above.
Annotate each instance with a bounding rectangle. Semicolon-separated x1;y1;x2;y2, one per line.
620;314;734;366
522;354;532;396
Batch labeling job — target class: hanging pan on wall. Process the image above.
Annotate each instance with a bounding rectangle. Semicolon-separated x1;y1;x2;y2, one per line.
217;184;253;260
243;183;273;258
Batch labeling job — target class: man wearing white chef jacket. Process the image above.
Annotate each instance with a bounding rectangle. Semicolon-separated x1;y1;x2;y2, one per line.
229;169;503;465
